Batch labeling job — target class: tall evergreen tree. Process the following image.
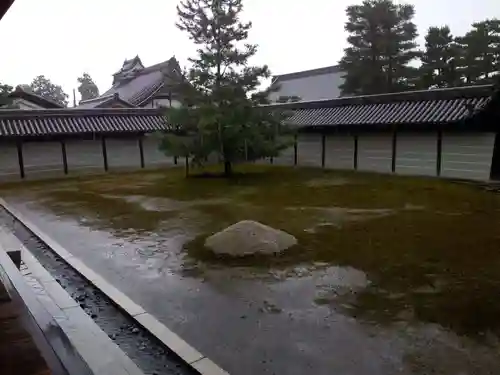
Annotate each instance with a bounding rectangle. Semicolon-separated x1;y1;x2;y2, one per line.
455;19;500;85
339;0;419;96
77;73;100;101
419;26;461;88
0;82;13;107
160;0;289;176
29;75;69;107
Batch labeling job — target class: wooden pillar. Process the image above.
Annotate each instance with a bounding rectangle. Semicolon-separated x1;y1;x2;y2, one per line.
16;141;25;179
244;139;248;162
138;136;145;168
61;140;68;175
353;134;358;170
436;130;443;177
391;130;397;173
101;136;108;171
293;134;298;166
490;132;500;180
270;156;274;164
184;156;189;177
321;133;326;168
174;156;178;165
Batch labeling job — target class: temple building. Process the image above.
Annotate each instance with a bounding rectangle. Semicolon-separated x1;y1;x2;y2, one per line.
77;56;184;109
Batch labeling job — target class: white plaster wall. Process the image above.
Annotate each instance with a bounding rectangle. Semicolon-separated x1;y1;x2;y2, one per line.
358;134;393;173
22;142;64;178
324;134;355;170
0;143;21;177
65;139;103;172
106;139;142;168
142;135;175;166
396;133;438;176
297;133;322;167
441;133;495;181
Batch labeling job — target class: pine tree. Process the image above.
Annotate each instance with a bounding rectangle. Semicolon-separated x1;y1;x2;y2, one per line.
419;26;461;88
77;73;100;101
456;19;500;85
160;0;289;176
0;82;13;107
29;75;69;107
339;0;419;96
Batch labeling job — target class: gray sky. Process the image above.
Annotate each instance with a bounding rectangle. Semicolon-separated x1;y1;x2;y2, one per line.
1;0;499;102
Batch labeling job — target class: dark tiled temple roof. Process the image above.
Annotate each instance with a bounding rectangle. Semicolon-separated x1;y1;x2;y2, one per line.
265;84;496;129
8;87;64;109
80;57;182;109
0;108;169;137
77;93;135;109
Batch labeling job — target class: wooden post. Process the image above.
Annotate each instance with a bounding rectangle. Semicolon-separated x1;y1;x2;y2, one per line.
293;134;298;166
184;156;189;177
436;130;443;176
244;139;248;162
270;156;274;164
321;133;326;168
353;134;358;170
101;137;108;171
174;156;178;165
16;141;25;179
61;140;68;175
391;130;397;173
138;136;145;168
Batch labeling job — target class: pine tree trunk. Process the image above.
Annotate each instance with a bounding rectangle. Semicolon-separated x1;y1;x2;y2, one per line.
224;160;232;177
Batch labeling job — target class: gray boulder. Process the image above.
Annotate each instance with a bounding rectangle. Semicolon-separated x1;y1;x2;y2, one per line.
204;220;297;256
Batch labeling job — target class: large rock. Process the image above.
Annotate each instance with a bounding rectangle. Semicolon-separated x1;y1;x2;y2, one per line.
204;220;298;256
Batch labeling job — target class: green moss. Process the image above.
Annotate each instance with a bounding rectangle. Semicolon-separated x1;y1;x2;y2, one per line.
2;165;500;337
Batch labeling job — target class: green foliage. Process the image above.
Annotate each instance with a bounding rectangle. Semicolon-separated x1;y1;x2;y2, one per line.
77;73;100;101
160;0;291;176
29;75;69;107
338;0;419;96
455;19;500;85
0;82;13;107
418;26;461;89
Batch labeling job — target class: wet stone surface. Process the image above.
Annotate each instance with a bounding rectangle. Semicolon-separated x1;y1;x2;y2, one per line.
0;207;196;375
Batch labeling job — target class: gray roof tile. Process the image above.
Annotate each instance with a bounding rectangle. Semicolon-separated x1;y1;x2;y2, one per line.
0;108;169;137
267;85;496;128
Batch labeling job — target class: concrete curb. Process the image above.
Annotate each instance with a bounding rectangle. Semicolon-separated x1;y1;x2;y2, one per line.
0;198;230;375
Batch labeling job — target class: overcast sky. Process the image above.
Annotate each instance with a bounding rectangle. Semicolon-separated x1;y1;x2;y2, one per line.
0;0;498;103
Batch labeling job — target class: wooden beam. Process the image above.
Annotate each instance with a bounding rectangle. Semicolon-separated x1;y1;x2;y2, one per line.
353;135;358;170
321;133;326;168
293;134;298;166
138;137;145;168
391;131;397;173
436;130;443;176
16;141;24;179
101;137;108;171
61;141;68;175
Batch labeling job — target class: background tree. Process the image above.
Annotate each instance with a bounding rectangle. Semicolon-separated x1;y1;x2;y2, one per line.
0;82;13;107
339;0;419;96
77;73;99;101
160;0;290;176
418;26;461;88
29;75;69;107
455;19;500;85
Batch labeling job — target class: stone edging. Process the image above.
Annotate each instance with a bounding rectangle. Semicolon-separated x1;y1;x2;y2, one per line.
0;198;229;375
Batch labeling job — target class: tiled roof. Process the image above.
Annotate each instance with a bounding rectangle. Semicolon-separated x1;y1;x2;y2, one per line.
77;93;135;109
266;84;496;128
0;108;169;137
9;87;64;109
86;57;182;109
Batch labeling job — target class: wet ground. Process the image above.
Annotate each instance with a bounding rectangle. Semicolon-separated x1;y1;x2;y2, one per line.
2;166;500;375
